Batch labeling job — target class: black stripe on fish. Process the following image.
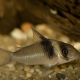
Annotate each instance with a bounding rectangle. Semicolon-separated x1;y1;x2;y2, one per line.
32;28;54;58
40;39;54;59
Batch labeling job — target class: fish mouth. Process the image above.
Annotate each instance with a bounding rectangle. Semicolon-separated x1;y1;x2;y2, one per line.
66;56;79;63
58;57;79;65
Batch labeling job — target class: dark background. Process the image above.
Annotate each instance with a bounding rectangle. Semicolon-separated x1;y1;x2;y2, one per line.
0;0;80;41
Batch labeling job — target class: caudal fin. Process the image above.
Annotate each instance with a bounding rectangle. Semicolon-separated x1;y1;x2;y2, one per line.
0;48;11;66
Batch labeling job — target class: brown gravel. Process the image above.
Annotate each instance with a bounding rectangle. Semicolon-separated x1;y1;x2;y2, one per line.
0;27;79;80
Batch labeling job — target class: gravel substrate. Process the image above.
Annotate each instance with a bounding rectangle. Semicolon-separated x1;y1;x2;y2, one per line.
0;27;80;80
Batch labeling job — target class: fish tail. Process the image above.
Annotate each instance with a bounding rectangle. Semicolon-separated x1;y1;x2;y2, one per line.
0;48;12;66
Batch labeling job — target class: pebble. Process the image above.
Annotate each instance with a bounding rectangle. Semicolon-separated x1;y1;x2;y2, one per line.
24;66;30;72
61;69;66;72
36;24;48;31
49;74;52;78
11;28;27;40
56;73;66;80
50;9;57;14
38;71;42;75
35;68;42;75
9;66;16;71
35;68;40;72
19;74;25;79
7;46;15;52
67;65;73;71
21;22;34;32
6;63;15;68
5;63;16;71
49;72;57;80
53;66;60;72
64;77;69;80
73;42;80;50
12;75;18;80
75;71;80;79
30;68;34;73
26;72;32;78
21;22;34;39
34;76;40;80
41;70;53;78
16;64;24;70
60;64;67;69
59;35;70;43
25;29;33;39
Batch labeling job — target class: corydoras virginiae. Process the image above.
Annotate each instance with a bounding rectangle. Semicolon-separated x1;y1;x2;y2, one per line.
0;28;80;67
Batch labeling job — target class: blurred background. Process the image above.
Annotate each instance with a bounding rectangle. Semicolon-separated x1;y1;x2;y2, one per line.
0;0;80;50
0;0;80;80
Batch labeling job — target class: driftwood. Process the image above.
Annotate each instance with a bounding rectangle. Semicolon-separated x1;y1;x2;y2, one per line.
0;0;80;41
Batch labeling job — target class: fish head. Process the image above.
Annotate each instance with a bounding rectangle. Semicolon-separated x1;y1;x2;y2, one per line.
51;40;80;65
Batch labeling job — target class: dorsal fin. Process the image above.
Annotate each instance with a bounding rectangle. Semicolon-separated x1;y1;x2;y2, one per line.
31;27;54;59
31;27;47;43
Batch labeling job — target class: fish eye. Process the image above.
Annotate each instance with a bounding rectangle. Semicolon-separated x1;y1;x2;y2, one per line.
62;48;68;57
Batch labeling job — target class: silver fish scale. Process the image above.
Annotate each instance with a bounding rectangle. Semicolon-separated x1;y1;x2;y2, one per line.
12;42;55;65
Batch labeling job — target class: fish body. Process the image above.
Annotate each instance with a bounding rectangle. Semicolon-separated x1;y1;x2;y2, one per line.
0;28;80;66
12;40;58;66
